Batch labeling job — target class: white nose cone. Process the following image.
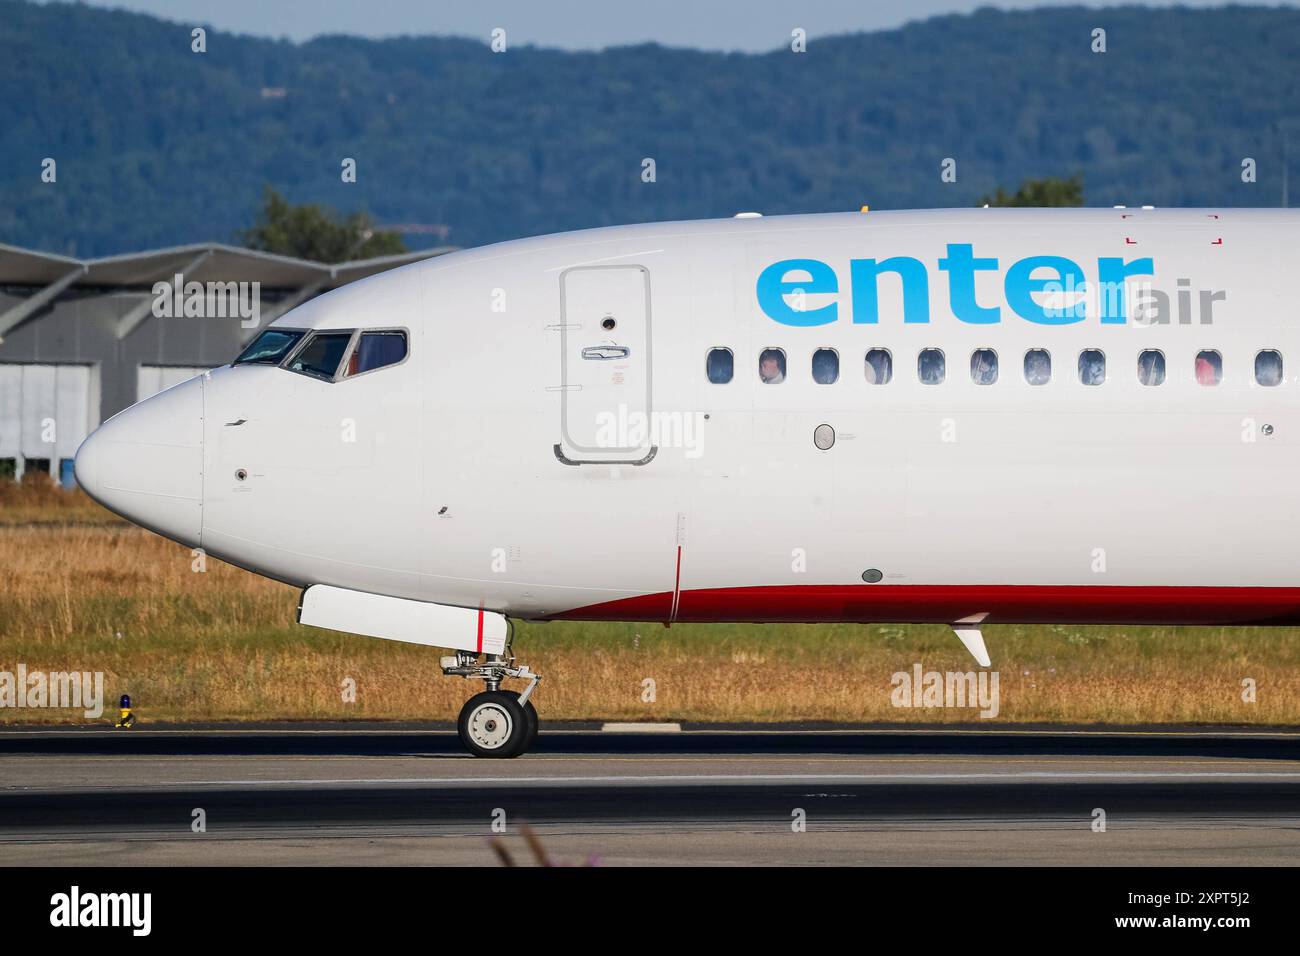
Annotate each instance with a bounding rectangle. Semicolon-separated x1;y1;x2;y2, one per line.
75;375;203;547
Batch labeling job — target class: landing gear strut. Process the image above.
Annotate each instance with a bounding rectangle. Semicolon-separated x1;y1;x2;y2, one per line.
441;644;541;758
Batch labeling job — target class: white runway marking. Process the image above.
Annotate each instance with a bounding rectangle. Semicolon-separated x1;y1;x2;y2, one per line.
16;770;1300;794
600;722;682;732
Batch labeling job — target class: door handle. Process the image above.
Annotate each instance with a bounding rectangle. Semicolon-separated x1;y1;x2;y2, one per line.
581;345;630;360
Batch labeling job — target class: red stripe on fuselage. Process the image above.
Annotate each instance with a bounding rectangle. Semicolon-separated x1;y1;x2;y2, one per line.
670;545;683;622
542;584;1300;627
476;608;484;652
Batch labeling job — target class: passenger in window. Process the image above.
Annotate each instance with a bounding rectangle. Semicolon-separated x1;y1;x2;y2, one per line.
1024;349;1051;386
759;348;786;384
1079;350;1105;386
812;349;839;385
865;349;892;384
1196;351;1222;386
706;348;734;384
1256;350;1283;387
918;349;945;385
970;349;998;385
1138;350;1165;387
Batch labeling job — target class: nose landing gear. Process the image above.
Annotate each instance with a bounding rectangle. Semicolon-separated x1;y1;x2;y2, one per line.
442;650;541;758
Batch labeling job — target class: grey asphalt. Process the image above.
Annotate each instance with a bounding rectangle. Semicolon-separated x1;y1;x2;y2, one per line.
1;725;1297;866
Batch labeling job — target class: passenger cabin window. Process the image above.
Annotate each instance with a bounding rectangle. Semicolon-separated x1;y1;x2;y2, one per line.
346;331;408;377
812;348;839;384
234;328;305;365
1078;349;1106;386
1196;350;1222;386
1256;350;1283;387
706;348;734;384
1024;349;1051;386
865;349;892;384
759;348;786;384
918;349;945;385
1137;349;1166;386
287;331;353;381
970;349;998;385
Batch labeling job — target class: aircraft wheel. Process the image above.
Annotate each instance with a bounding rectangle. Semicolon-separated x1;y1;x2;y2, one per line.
458;690;529;758
502;691;540;753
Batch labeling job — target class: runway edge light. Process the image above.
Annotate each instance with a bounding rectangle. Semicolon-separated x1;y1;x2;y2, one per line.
115;694;136;728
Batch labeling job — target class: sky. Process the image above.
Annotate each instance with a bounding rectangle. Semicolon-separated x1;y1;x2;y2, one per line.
49;0;1300;49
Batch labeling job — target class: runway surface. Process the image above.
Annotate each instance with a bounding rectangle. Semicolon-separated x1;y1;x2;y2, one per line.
1;724;1298;866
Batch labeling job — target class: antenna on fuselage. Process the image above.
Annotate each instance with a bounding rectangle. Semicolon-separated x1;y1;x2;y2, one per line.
950;613;992;667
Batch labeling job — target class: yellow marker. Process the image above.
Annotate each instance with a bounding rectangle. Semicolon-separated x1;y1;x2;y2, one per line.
114;694;136;728
860;205;870;213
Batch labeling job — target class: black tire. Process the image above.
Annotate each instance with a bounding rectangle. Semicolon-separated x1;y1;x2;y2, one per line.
502;690;540;754
457;690;528;758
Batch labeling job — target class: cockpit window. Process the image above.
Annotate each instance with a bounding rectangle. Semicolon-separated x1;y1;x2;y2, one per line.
287;331;353;381
234;328;305;365
346;331;408;377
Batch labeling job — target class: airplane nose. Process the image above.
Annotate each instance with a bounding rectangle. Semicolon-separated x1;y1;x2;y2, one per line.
75;374;204;548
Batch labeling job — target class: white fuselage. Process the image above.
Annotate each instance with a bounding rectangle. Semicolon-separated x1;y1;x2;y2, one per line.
76;208;1300;629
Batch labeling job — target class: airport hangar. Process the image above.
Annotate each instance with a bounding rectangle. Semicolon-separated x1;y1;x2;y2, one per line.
0;241;453;486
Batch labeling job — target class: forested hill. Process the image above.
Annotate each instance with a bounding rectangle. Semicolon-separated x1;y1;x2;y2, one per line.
1;1;1297;257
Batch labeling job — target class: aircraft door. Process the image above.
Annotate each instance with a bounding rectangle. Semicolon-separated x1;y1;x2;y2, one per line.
555;265;654;465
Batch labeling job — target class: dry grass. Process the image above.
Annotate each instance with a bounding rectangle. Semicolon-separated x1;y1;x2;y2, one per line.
1;484;1298;726
0;475;120;527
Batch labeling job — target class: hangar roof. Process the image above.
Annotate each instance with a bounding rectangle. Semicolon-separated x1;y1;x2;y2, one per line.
0;242;85;287
0;241;455;291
